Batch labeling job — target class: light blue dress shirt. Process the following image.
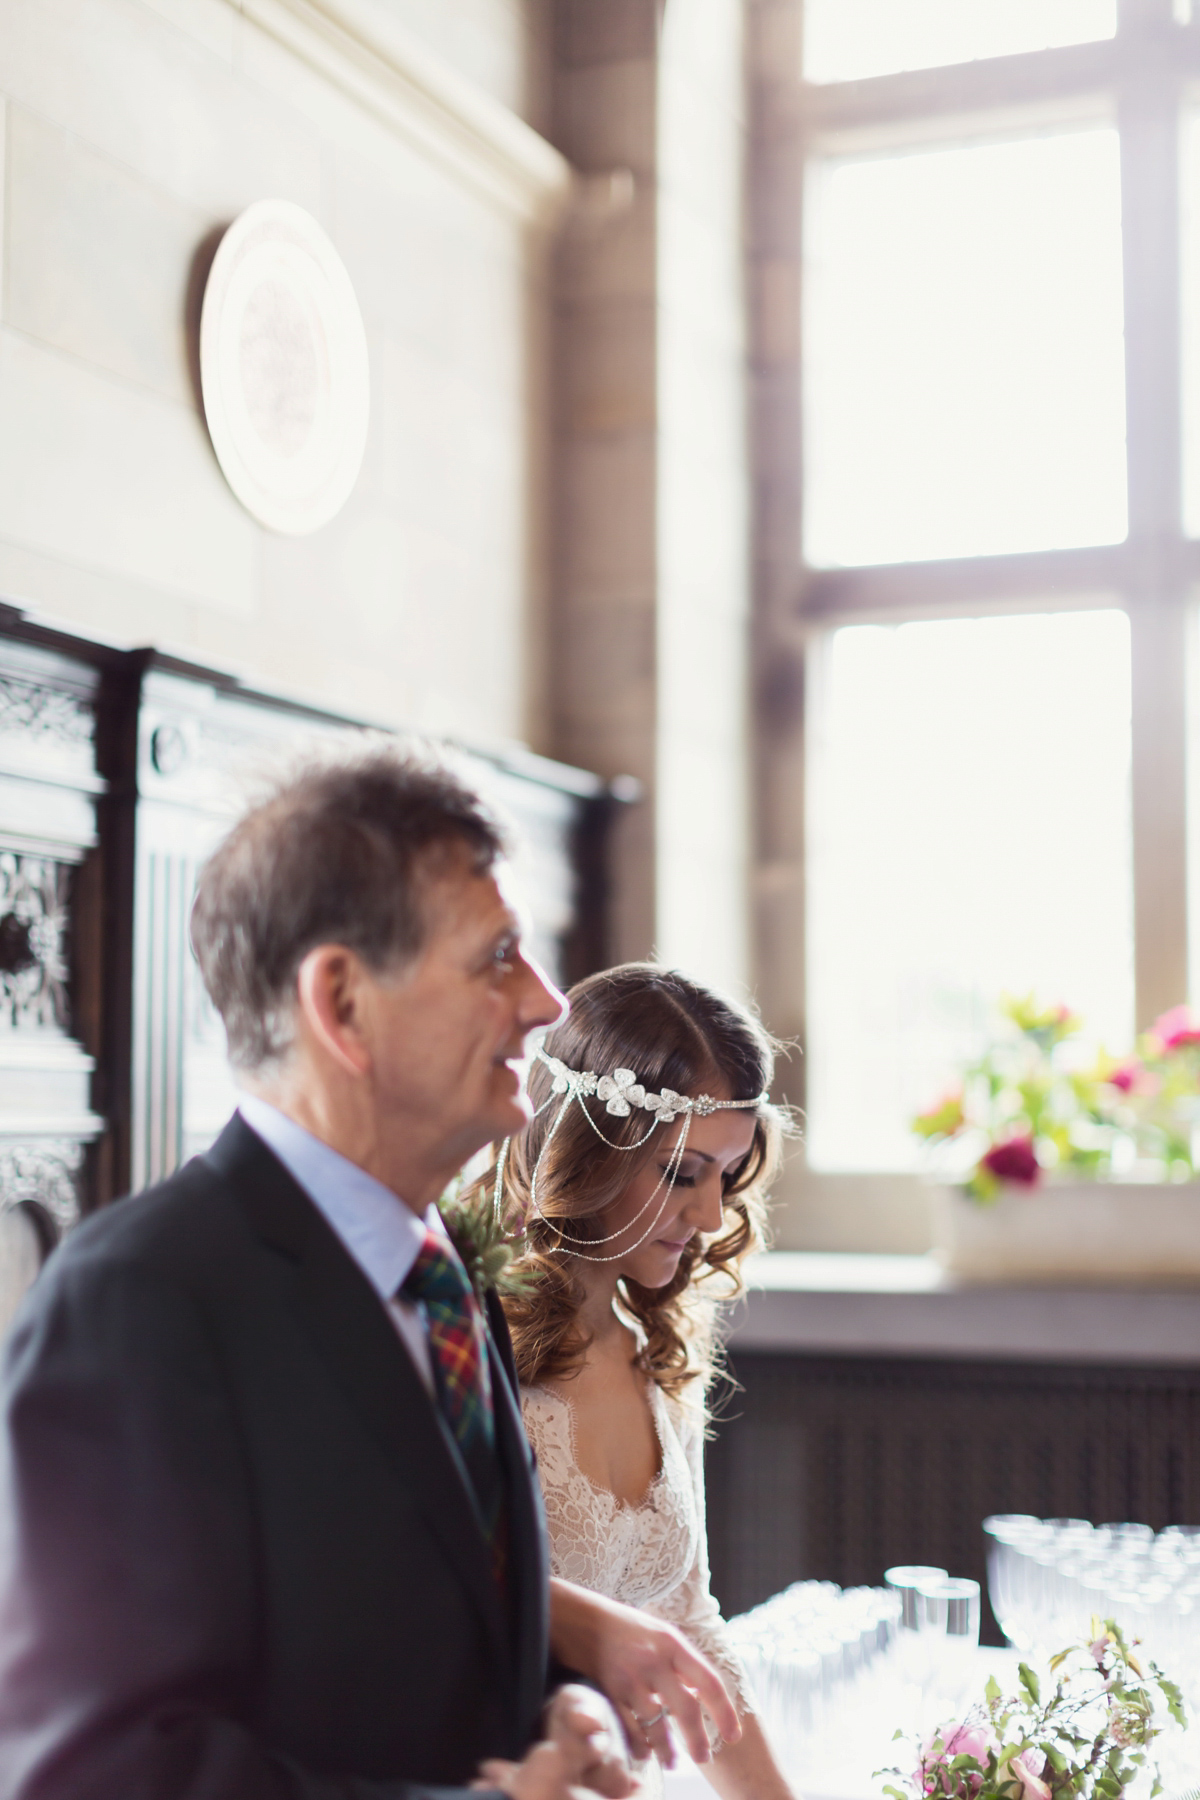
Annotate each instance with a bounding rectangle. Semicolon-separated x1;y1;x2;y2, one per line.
237;1094;437;1392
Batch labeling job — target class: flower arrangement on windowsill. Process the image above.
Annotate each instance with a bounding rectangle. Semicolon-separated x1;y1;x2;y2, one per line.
912;997;1200;1204
880;1621;1186;1800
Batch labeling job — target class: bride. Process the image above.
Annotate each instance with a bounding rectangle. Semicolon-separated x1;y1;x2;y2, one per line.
490;964;797;1800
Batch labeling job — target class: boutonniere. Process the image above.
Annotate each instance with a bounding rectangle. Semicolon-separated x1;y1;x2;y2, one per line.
438;1182;540;1301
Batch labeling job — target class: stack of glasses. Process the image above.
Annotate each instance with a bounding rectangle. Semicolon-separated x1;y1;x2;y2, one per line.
984;1515;1200;1704
882;1566;982;1705
725;1582;904;1772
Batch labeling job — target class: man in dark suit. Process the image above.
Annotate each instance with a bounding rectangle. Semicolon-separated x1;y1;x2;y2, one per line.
0;746;737;1800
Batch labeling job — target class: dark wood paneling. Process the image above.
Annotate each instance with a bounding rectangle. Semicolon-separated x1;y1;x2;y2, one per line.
706;1350;1200;1644
0;604;624;1323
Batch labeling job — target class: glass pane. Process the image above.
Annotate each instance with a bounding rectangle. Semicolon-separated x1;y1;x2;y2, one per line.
1188;604;1200;988
804;0;1115;85
1179;112;1200;538
806;610;1134;1172
804;129;1128;568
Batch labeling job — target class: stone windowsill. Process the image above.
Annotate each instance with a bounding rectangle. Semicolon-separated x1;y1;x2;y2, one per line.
727;1251;1200;1366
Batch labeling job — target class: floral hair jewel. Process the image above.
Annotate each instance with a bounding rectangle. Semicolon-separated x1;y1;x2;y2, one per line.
492;1047;769;1263
536;1051;765;1123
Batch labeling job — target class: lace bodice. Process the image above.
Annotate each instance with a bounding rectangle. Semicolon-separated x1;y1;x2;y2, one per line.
521;1380;753;1716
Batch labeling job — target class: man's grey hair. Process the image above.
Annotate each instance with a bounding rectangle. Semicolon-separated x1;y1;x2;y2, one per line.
190;739;510;1071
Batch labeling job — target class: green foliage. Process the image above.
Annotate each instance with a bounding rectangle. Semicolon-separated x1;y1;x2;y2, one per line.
438;1183;540;1302
914;1092;967;1141
876;1619;1185;1800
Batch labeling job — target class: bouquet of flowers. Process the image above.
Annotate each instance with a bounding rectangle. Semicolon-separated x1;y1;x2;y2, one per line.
912;998;1200;1203
881;1623;1185;1800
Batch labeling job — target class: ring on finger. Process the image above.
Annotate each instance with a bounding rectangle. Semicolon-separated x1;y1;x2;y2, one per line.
634;1706;669;1731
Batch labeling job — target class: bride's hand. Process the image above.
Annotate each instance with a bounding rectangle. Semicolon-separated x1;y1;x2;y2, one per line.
547;1579;741;1770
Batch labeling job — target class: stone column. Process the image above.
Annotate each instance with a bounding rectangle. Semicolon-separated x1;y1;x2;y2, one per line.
551;0;752;985
657;0;751;997
552;0;661;965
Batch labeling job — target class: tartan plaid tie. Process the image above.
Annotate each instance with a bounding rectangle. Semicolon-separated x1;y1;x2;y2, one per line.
402;1230;506;1582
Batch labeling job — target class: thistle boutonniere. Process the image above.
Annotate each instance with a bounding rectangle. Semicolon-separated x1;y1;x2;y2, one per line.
438;1181;540;1302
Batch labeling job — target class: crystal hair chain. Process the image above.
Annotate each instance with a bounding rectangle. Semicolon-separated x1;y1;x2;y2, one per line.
540;1104;689;1248
492;1087;671;1244
498;1086;694;1259
542;1112;694;1262
528;1054;757;1249
493;1047;768;1262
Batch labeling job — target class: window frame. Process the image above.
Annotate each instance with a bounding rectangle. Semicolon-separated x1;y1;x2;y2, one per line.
749;0;1200;1241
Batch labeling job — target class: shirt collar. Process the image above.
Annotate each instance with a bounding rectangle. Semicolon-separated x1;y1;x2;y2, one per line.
237;1094;442;1302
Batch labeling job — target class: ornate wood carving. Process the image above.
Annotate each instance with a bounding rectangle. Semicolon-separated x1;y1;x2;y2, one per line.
0;853;71;1032
0;626;107;1333
0;1141;82;1236
0;673;93;753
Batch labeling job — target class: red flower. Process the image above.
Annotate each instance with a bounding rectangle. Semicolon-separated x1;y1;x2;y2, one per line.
980;1134;1040;1186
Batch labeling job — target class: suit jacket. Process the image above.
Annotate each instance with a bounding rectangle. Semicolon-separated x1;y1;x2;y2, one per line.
0;1114;550;1799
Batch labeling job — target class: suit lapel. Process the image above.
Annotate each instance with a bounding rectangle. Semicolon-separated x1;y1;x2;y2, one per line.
203;1117;511;1670
487;1295;550;1729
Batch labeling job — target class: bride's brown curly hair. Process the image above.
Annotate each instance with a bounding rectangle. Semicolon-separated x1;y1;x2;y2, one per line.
488;963;788;1401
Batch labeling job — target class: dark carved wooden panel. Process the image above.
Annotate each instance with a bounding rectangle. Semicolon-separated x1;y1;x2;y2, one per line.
0;602;621;1326
0;633;108;1271
705;1351;1200;1644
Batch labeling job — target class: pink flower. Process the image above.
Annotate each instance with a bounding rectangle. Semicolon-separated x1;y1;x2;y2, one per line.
1151;1004;1200;1052
1107;1061;1139;1092
981;1134;1040;1186
1004;1749;1052;1800
919;1723;998;1795
940;1724;997;1763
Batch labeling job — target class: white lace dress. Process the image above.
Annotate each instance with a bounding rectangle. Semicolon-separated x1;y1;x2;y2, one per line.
521;1379;754;1731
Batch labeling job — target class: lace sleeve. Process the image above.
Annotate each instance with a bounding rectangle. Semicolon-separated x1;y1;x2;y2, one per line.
652;1394;757;1721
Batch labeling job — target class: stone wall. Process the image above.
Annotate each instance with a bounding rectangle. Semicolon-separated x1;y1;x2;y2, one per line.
0;0;761;1053
0;0;563;750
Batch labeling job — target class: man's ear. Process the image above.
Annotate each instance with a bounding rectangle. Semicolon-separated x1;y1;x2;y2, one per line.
295;945;372;1077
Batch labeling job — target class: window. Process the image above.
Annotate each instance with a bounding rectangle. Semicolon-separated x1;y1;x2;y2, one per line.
806;610;1134;1171
1178;107;1200;536
803;0;1116;85
750;0;1200;1222
804;129;1127;566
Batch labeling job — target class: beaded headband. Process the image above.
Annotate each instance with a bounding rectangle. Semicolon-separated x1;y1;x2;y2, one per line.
493;1046;769;1264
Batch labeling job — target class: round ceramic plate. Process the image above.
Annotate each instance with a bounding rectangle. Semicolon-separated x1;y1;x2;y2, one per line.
199;200;370;535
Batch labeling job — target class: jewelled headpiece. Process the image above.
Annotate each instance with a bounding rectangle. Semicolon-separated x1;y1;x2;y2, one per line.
493;1046;769;1264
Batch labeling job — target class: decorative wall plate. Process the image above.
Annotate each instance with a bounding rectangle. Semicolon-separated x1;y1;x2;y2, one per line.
199;200;370;535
